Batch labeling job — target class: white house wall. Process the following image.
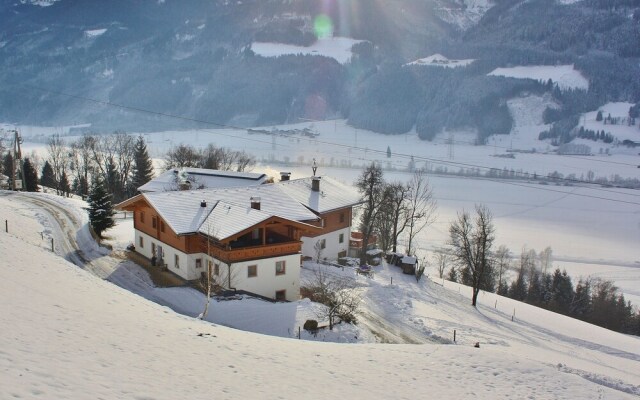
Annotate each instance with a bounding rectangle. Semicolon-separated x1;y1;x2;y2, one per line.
208;254;300;302
301;227;350;261
135;230;200;280
135;230;301;301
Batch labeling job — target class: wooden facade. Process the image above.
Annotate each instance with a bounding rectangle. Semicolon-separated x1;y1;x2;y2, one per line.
303;207;352;237
121;196;318;264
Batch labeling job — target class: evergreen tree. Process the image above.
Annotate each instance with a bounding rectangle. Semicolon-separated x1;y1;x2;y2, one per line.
87;176;115;238
386;146;391;158
40;161;56;190
132;135;154;194
59;171;71;197
596;110;603;121
3;152;13;187
22;158;39;192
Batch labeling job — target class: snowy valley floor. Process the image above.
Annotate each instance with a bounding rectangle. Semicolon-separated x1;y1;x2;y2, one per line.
1;190;640;399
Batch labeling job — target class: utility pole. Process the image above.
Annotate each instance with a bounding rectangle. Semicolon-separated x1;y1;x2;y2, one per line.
11;129;25;191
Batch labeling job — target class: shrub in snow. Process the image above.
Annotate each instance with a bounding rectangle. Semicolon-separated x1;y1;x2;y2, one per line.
303;320;319;332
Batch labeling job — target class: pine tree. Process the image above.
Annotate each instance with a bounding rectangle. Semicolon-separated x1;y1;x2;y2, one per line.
132;135;154;194
59;171;71;197
596;110;603;122
22;158;39;192
87;176;115;238
386;146;391;158
40;161;56;190
3;152;13;187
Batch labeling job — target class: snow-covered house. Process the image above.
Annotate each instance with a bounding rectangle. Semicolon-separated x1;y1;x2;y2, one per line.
117;174;361;301
138;168;268;193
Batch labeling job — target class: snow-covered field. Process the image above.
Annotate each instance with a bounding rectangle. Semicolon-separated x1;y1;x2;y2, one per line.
488;65;590;90
406;53;475;68
250;36;363;65
13;104;640;306
1;190;639;398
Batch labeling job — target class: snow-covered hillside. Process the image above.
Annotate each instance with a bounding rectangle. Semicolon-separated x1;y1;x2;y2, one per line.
406;53;475;68
488;65;589;91
1;190;639;399
434;0;495;31
250;37;363;65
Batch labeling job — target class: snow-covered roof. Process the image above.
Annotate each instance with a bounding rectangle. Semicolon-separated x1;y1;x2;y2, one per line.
124;174;361;236
138;168;267;193
276;176;361;214
402;256;417;265
142;190;217;235
199;201;272;241
138;184;319;235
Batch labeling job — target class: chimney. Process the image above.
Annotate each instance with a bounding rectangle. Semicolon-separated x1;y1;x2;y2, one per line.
200;200;207;208
280;172;291;181
250;196;261;210
311;176;321;192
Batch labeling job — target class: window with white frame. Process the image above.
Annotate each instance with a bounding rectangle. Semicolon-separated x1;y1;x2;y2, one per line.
174;254;180;268
139;236;144;248
248;265;257;278
275;261;286;275
339;233;344;244
196;258;202;269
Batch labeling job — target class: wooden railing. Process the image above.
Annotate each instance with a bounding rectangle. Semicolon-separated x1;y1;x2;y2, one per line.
205;241;302;263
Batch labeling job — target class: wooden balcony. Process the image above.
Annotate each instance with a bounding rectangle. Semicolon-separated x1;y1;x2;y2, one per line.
205;241;302;264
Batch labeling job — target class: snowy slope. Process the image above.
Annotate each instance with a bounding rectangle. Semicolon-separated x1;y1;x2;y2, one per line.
488;65;589;90
250;37;363;65
406;53;475;68
2;204;639;398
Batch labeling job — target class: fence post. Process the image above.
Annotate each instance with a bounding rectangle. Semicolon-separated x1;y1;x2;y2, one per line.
390;277;393;285
512;308;515;322
454;329;456;343
5;220;7;233
51;238;54;252
298;326;301;340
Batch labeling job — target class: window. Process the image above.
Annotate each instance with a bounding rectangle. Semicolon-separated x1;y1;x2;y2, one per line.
140;211;145;223
339;233;344;244
214;263;220;276
275;290;286;301
320;239;326;249
252;229;259;240
152;216;157;229
339;212;345;223
174;254;180;268
275;261;286;275
248;265;257;278
139;236;144;248
195;259;202;269
160;221;165;233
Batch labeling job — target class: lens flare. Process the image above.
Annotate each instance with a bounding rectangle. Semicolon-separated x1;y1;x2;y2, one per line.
314;14;333;39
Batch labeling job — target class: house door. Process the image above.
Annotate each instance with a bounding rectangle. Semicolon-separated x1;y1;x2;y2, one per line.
156;245;164;266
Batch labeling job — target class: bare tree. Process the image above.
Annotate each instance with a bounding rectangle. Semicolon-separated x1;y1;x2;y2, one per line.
494;245;511;294
435;250;449;279
375;181;411;253
538;246;553;276
405;169;437;255
355;162;385;265
303;266;361;330
199;221;238;319
164;144;200;169
448;205;495;306
313;240;324;263
70;135;96;196
47;134;69;195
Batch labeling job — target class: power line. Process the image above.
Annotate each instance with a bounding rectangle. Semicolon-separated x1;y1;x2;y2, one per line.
15;84;640;204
